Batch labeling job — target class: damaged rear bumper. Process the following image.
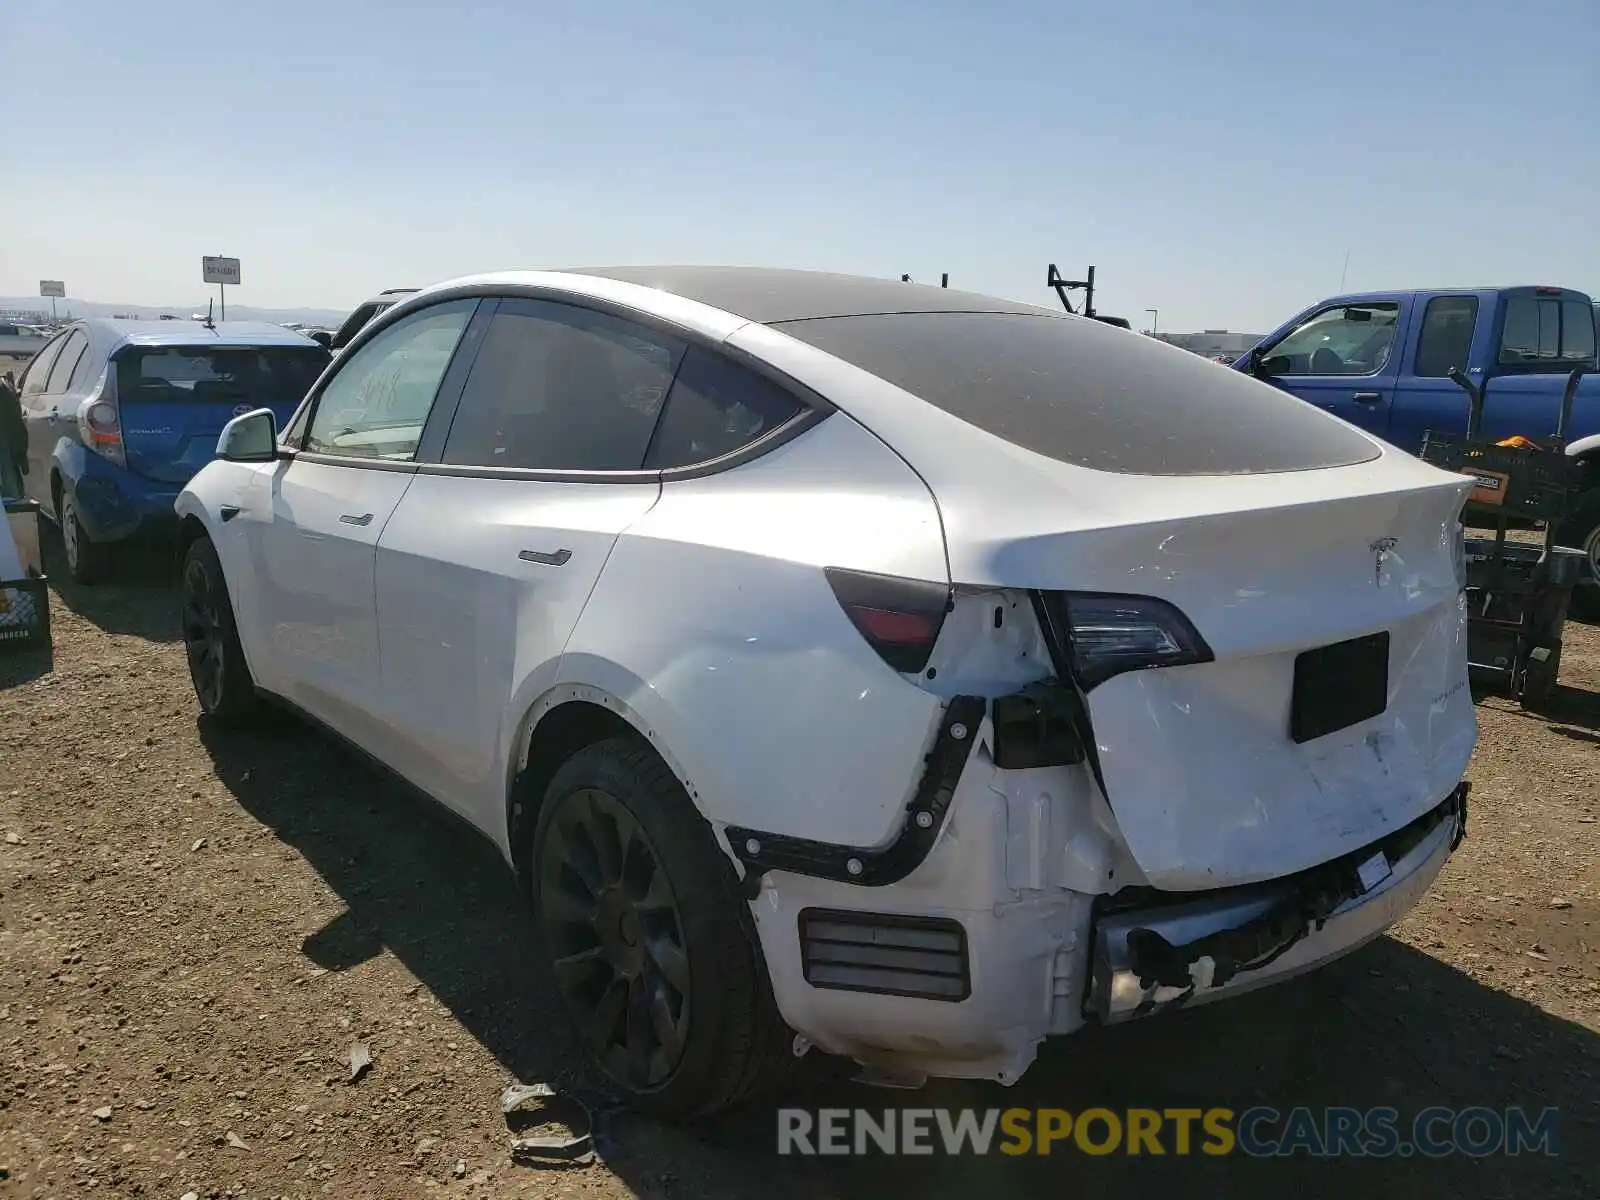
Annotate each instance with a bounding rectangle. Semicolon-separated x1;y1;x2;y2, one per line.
1086;782;1467;1024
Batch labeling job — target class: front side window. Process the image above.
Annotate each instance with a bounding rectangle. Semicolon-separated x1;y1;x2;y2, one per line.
1413;296;1479;378
645;346;805;469
1499;297;1597;367
1263;303;1400;376
305;300;476;461
441;299;685;471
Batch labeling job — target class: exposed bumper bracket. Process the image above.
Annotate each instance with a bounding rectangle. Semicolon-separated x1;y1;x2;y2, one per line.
727;694;986;893
1088;781;1469;1022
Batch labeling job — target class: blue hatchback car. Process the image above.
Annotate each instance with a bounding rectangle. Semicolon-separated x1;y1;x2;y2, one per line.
15;319;329;583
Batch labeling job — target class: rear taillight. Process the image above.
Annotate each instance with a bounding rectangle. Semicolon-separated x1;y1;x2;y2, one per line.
824;566;951;673
1058;592;1213;688
77;368;125;466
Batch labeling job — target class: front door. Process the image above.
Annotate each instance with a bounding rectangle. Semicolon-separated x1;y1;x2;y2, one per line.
1256;299;1409;441
243;298;479;743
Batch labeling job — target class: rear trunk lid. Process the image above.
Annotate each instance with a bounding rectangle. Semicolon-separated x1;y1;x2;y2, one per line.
114;344;328;483
911;426;1477;889
976;465;1476;890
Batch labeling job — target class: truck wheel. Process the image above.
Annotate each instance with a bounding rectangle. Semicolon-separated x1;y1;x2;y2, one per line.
180;536;261;722
1559;487;1600;623
58;490;111;585
530;735;795;1118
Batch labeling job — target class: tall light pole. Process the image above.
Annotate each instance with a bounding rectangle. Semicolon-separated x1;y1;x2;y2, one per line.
1146;308;1159;337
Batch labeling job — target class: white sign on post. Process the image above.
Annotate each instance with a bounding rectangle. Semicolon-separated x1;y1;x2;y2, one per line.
202;257;241;286
39;280;66;298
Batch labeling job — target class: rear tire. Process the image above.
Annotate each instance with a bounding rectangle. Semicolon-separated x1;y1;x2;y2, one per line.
181;536;260;722
59;489;111;585
530;735;795;1119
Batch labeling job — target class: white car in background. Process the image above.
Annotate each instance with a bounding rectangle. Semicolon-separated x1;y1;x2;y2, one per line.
175;267;1477;1117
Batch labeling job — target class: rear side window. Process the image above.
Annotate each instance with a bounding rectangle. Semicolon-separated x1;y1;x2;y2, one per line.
775;312;1382;476
19;334;67;398
441;299;685;471
1499;297;1597;366
46;331;89;393
1413;296;1479;378
115;345;329;409
645;347;804;469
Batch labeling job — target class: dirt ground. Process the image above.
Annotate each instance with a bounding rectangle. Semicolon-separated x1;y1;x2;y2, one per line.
2;547;1597;1200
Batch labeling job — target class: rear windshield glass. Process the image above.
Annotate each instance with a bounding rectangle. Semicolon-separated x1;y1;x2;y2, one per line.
774;312;1382;475
116;346;329;407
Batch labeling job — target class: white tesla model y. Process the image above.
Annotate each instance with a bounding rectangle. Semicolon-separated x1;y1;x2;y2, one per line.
176;267;1477;1116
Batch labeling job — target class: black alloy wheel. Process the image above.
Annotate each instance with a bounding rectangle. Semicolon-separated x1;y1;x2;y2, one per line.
179;537;258;721
537;785;693;1092
183;553;226;711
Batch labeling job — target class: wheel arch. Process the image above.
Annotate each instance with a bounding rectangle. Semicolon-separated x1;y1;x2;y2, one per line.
504;680;734;893
177;512;211;555
173;498;270;688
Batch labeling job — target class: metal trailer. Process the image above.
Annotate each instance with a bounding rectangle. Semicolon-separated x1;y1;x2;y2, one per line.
1418;367;1588;707
1;497;49;651
1;396;50;651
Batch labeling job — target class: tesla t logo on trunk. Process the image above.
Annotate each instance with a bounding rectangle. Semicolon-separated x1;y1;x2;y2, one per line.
1370;537;1398;585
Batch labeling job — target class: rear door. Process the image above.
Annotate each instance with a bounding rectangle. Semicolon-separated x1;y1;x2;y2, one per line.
372;297;683;827
1254;297;1412;440
114;342;329;483
1387;293;1492;453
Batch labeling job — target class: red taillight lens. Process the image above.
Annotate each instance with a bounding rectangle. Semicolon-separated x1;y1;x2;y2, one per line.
77;368;126;466
824;566;951;673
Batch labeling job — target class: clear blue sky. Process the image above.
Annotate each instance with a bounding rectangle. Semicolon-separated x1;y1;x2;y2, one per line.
4;0;1595;329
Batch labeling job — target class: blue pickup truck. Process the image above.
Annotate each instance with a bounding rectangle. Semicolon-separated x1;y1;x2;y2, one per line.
1236;285;1600;612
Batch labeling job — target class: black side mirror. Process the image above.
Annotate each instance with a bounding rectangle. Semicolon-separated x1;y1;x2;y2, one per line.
308;330;333;349
217;408;281;463
1247;346;1274;378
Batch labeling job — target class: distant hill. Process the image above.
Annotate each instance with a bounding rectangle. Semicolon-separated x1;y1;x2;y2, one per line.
0;296;350;328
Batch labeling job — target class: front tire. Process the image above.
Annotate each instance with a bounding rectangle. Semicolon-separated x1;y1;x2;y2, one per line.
531;736;794;1118
181;536;260;722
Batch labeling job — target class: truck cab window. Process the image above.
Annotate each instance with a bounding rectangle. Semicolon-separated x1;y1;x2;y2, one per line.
1414;296;1479;378
1499;297;1597;367
1263;303;1400;377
